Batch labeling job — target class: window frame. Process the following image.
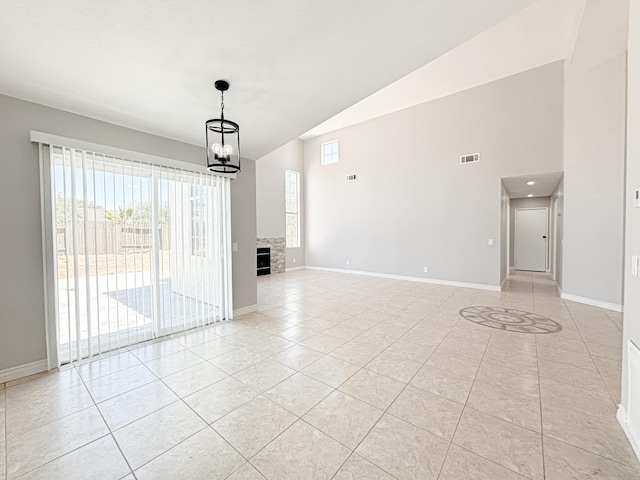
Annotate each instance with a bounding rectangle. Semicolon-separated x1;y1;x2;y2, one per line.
285;170;300;248
321;140;339;165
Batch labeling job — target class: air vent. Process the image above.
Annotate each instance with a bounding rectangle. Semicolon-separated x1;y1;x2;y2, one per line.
460;153;480;164
345;174;357;181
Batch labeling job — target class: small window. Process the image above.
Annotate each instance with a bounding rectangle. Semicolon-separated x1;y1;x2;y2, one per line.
190;184;207;256
321;140;339;165
285;170;300;248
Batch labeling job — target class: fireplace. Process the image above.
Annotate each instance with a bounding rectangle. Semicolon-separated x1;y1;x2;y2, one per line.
257;247;271;276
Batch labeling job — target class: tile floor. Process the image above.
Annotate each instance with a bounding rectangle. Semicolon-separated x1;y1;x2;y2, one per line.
1;270;639;479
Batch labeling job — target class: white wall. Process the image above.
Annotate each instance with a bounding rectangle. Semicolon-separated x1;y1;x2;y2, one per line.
509;197;551;269
0;94;257;373
621;0;640;454
256;139;305;268
561;0;628;308
303;62;564;288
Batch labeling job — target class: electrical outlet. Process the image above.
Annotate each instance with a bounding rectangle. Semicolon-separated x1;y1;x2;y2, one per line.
232;242;238;252
423;266;428;273
346;260;350;266
633;255;639;277
292;258;296;264
488;239;494;246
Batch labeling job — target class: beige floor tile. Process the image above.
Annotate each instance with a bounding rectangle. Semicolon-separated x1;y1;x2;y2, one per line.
97;380;179;431
437;335;487;360
227;463;266;479
135;427;244;480
17;435;130;480
323;324;364;341
388;385;464;440
212;396;296;457
410;364;474;404
329;341;383;367
251;420;350;480
161;362;227;397
85;364;157;403
453;407;543;480
351;331;396;350
365;352;422;383
75;351;142;382
144;349;206;378
537;345;597;371
6;406;109;478
233;360;296;392
338;369;404;409
264;373;333;416
439;444;528;480
333;454;395;480
537;359;607;390
271;345;325;370
586;341;622;361
466;381;541;432
187;337;239;360
300;332;348;354
482;348;538;375
425;350;480;379
276;325;317;342
5;383;94;439
543;436;640;480
5;368;82;399
209;347;267;375
128;339;185;363
541;403;638;467
245;335;294;356
475;361;540;399
171;328;219;348
356;413;449;480
302;355;360;388
113;401;206;470
383;339;434;363
184;376;257;424
539;376;615;418
304;391;383;449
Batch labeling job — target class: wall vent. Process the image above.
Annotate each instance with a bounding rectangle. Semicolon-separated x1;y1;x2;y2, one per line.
345;174;357;181
460;153;480;164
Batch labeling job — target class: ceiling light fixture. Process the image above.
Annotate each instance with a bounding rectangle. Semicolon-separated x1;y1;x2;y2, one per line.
206;80;241;174
527;181;535;185
527;194;534;197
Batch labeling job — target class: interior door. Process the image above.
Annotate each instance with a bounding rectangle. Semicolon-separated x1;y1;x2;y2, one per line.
515;208;548;272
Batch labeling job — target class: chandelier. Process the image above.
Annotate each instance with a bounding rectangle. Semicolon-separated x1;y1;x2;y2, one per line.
206;80;241;173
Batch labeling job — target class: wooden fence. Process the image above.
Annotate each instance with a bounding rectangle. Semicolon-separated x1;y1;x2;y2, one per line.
56;222;171;255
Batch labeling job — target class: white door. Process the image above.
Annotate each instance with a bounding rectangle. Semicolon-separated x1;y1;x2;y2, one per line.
515;208;548;272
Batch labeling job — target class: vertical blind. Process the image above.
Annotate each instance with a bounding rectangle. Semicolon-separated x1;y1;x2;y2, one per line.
45;144;233;365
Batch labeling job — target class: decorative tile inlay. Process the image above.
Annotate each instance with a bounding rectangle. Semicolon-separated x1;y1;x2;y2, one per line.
459;306;562;334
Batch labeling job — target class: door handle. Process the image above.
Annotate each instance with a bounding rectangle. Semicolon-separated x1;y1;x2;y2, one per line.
543;236;547;239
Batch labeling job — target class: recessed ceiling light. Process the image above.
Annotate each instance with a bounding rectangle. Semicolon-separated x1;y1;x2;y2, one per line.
527;181;535;185
527;194;534;197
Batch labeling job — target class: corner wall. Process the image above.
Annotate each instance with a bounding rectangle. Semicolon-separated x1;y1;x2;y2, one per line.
256;139;305;268
0;94;257;373
303;62;564;288
561;0;628;308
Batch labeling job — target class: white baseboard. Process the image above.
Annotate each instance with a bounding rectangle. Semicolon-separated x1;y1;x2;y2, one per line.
561;293;623;312
305;266;501;292
285;266;305;272
233;304;258;317
617;405;640;462
0;359;48;384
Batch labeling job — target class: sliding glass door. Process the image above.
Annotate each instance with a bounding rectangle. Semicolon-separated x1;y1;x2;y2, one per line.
46;145;232;365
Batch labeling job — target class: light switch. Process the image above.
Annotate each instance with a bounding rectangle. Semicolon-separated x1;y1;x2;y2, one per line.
232;242;238;252
634;188;640;208
488;239;494;246
633;255;639;277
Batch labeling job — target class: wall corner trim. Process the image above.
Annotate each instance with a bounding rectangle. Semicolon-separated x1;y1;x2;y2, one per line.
500;276;508;291
617;405;640;462
233;304;258;317
285;266;306;272
560;293;624;312
0;359;48;384
305;266;501;292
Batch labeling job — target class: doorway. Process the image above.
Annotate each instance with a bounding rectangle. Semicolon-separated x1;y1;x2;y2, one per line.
514;207;548;272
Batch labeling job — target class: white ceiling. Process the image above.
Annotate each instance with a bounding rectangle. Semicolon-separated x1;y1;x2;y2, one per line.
301;0;585;139
502;172;563;199
0;0;536;160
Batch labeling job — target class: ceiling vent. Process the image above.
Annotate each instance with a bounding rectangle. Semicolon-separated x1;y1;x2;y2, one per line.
345;174;357;181
460;153;480;164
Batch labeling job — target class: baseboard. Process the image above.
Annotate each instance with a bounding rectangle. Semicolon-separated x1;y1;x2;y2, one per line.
305;266;501;292
560;293;623;312
555;282;562;296
0;359;48;384
233;304;258;317
617;405;640;462
285;266;305;272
